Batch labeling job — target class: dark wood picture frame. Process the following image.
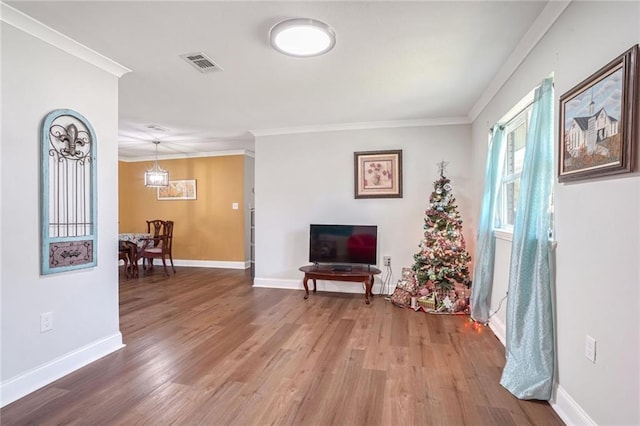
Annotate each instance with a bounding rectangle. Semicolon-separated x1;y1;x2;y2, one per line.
558;44;638;182
354;149;403;199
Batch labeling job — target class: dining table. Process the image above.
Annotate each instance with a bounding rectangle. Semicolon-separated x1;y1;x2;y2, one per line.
118;232;153;249
118;233;153;277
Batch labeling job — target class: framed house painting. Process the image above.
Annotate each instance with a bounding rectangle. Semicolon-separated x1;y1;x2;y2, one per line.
354;150;403;198
558;44;638;182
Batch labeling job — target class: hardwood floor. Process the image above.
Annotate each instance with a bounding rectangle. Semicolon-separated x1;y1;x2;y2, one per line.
1;267;564;425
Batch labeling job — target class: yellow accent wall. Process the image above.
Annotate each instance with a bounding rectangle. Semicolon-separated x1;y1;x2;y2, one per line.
118;156;246;262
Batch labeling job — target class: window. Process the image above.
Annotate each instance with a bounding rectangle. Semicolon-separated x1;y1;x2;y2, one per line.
498;107;531;229
493;80;555;238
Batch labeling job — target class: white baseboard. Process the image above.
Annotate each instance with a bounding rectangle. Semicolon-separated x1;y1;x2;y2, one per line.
119;260;250;269
252;276;384;295
550;384;596;426
486;317;594;426
0;332;125;407
488;315;506;346
253;277;303;290
172;259;250;269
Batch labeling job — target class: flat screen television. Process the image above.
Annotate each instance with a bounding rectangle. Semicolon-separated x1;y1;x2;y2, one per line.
309;224;378;266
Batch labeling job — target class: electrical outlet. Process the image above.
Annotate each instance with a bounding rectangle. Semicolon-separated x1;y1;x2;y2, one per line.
383;256;391;266
40;312;53;333
585;335;596;363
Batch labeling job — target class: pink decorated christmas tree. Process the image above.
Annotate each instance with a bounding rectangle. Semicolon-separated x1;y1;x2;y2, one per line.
412;163;471;295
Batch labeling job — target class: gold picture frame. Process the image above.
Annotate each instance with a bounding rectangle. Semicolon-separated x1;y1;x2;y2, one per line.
354;150;403;199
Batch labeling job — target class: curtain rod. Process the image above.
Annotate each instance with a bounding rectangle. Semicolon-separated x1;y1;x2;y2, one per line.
490;98;535;133
489;77;554;133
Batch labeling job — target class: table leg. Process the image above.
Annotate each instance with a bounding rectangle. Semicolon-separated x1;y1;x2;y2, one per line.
123;256;129;279
369;276;374;298
303;275;309;299
312;279;317;293
129;247;138;278
130;250;139;278
364;277;373;304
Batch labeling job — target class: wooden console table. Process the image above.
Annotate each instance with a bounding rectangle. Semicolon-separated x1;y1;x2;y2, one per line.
299;264;382;304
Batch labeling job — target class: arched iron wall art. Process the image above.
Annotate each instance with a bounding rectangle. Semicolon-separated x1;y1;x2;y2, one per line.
41;109;97;274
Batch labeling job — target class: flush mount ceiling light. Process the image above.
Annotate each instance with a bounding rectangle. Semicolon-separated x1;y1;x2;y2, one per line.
144;141;169;187
269;18;336;57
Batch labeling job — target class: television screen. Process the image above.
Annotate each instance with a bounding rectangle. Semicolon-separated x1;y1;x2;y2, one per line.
309;224;378;265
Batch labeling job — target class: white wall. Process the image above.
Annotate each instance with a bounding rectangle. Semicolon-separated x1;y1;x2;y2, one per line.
471;2;639;424
1;22;123;405
254;125;472;293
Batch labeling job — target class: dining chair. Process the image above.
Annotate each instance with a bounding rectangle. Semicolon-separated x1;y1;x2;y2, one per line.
142;219;168;274
141;220;175;276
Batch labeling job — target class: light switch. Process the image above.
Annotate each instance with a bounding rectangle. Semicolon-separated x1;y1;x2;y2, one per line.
585;335;596;363
232;202;239;210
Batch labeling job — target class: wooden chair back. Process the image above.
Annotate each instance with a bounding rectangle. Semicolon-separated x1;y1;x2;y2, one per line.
146;220;165;238
163;220;174;253
142;219;175;276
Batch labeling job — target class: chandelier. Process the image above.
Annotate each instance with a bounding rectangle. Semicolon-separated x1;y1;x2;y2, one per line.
144;141;169;187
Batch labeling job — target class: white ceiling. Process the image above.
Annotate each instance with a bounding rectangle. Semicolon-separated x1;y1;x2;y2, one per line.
8;1;552;160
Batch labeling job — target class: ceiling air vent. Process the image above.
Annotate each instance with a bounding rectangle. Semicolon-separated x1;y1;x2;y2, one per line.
179;52;223;73
145;124;168;132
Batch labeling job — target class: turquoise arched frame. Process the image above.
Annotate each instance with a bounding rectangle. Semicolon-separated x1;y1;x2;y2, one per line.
41;109;98;274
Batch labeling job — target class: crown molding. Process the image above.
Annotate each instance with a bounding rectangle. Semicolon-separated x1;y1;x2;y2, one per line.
250;116;470;137
468;0;571;121
118;149;254;162
1;2;131;78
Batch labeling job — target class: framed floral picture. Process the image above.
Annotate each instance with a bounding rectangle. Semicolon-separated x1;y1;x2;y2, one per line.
354;150;403;198
558;44;638;182
157;179;197;200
